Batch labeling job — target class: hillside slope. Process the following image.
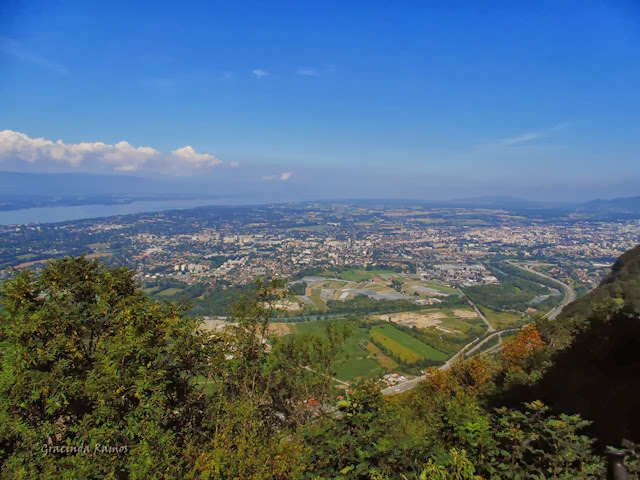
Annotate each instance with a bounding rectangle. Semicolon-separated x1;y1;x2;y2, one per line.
507;244;640;446
540;243;640;350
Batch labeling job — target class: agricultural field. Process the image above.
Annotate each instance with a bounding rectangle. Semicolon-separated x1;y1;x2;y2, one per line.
157;287;184;297
335;357;384;382
370;307;482;335
479;307;526;330
371;324;448;363
274;267;540;384
437;316;485;335
291;320;385;381
332;268;397;282
295;269;459;309
366;341;398;369
371;310;445;329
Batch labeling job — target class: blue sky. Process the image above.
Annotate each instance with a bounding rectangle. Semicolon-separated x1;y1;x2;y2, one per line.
1;0;639;201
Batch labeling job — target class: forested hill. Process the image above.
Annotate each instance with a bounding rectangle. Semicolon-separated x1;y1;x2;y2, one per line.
540;243;640;350
601;243;640;298
510;244;640;446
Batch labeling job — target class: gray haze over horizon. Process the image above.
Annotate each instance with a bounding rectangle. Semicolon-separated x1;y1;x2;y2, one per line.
2;169;637;205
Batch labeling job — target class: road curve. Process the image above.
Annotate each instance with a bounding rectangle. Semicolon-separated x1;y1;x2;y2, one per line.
506;261;575;320
382;262;575;396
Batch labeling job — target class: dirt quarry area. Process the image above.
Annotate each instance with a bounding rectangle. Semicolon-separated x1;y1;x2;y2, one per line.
371;311;447;328
371;308;478;329
268;300;303;311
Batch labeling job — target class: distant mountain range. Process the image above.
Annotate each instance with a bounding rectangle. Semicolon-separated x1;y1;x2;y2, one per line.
1;170;639;214
582;195;640;211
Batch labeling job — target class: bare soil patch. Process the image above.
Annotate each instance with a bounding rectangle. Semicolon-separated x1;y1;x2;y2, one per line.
453;309;477;319
372;311;445;328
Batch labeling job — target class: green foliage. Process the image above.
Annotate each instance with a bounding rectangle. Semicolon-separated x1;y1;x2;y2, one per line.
288;281;307;295
0;258;345;478
4;251;635;478
420;448;482;480
301;381;400;479
0;257;216;478
188;283;250;316
541;244;640;351
326;295;421;315
486;402;603;479
513;304;640;447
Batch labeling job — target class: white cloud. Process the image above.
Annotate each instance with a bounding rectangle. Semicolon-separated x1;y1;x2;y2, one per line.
0;130;226;175
252;68;269;79
296;67;318;76
229;161;240;168
262;171;293;181
171;146;221;167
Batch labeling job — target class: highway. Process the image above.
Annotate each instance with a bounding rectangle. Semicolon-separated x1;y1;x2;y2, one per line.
505;261;576;320
382;263;575;396
458;287;495;333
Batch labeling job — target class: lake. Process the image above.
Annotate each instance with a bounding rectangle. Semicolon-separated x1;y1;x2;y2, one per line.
0;199;240;225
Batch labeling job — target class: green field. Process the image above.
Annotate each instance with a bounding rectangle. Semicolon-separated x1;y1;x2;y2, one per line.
157;287;184;297
438;317;484;335
371;324;448;363
417;281;459;295
480;307;526;330
335;357;384;381
292;320;386;381
331;268;395;282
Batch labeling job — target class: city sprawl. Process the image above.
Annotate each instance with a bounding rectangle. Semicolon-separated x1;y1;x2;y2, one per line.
2;203;638;290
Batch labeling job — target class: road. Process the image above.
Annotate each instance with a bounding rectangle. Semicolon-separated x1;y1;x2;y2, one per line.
382;263;575;396
464;327;519;357
506;261;576;320
458;288;495;333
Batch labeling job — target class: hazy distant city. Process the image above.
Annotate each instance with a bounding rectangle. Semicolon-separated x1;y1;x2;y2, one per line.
3;200;638;294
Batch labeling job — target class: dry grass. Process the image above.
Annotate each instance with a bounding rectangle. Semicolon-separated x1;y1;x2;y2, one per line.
366;341;399;369
453;309;477;319
267;323;293;336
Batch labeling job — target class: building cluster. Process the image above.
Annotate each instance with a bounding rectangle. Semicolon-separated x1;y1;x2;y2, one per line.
2;204;639;291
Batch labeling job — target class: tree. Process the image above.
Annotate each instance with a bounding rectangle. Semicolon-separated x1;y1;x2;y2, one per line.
0;257;219;478
501;323;545;372
0;258;343;478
